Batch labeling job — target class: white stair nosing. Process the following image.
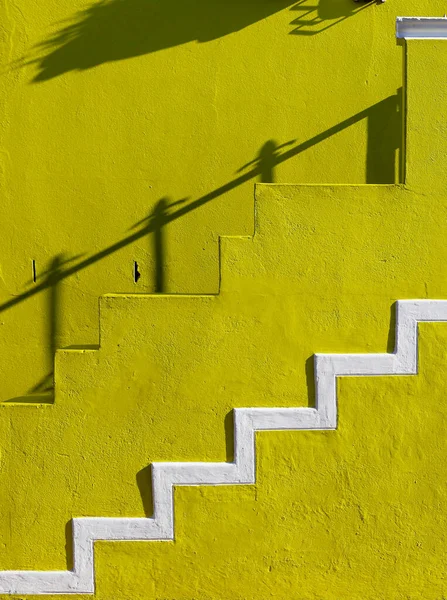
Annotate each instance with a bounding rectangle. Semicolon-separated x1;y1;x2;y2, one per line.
2;299;447;594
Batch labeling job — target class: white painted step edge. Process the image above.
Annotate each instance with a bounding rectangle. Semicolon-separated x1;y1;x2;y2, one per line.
2;299;447;595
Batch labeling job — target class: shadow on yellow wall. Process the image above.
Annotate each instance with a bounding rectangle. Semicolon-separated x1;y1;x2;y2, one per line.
135;407;236;523
21;0;296;82
0;89;401;402
290;0;374;35
131;197;187;293
15;0;377;81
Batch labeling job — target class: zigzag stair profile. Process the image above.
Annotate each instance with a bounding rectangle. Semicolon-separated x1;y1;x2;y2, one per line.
3;185;447;594
2;299;447;595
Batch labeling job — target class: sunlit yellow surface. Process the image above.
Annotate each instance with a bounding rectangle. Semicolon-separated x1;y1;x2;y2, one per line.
1;1;447;597
0;0;424;401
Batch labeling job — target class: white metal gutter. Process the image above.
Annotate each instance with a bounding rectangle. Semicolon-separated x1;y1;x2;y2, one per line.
396;17;447;39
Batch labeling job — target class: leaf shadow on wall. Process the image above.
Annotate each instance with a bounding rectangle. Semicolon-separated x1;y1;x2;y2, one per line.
22;0;298;82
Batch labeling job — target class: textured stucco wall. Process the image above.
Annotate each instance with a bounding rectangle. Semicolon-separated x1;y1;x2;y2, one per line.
2;2;447;599
5;177;447;598
0;0;439;401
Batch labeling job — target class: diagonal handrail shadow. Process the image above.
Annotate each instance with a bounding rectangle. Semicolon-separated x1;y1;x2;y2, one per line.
0;91;401;318
289;0;375;36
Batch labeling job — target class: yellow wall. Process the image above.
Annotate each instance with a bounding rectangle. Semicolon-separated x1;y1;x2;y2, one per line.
0;0;433;401
2;1;447;599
